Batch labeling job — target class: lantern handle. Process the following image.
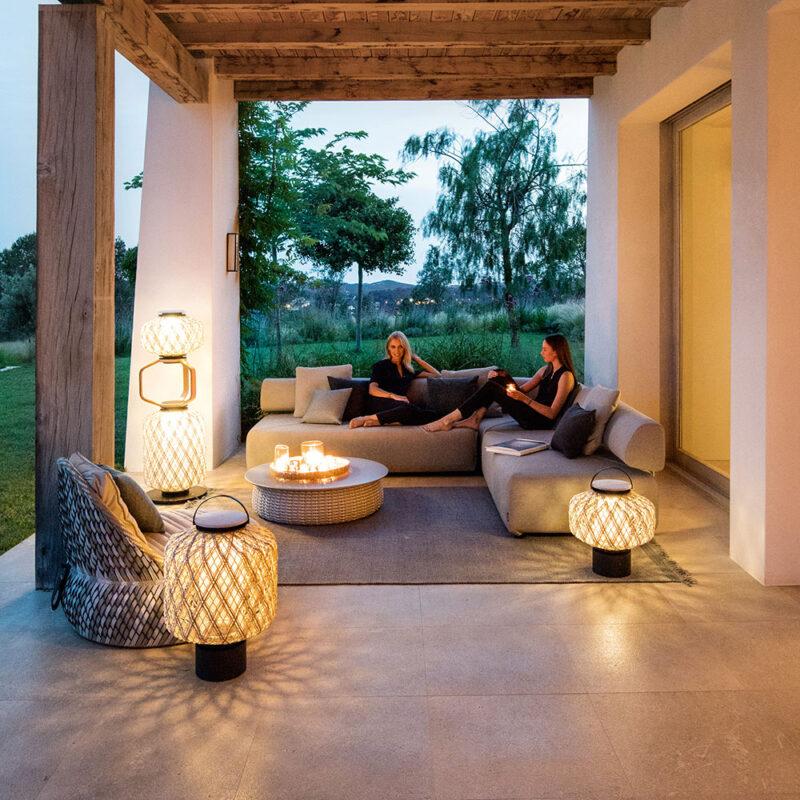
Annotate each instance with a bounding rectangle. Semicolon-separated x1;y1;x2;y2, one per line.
590;466;634;491
192;494;250;526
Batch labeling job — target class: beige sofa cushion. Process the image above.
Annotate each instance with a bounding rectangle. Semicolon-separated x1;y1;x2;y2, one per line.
261;378;295;413
603;402;666;472
246;414;477;473
579;385;620;455
294;365;352;417
303;388;353;424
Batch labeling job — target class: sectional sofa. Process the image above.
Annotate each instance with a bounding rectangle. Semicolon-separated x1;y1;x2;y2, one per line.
246;374;665;535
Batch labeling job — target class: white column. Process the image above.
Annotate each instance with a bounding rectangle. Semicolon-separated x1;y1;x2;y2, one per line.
730;1;800;584
125;73;240;473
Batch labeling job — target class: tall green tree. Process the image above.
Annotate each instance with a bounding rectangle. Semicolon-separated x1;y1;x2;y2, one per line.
238;101;323;356
403;99;586;346
299;134;415;351
412;245;455;306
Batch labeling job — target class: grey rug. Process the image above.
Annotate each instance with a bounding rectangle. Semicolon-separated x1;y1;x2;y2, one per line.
263;486;692;585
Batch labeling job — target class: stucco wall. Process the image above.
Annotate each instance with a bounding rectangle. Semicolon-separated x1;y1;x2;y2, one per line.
125;73;240;474
586;0;799;584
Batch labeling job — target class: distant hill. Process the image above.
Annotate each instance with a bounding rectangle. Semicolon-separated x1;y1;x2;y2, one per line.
341;279;415;296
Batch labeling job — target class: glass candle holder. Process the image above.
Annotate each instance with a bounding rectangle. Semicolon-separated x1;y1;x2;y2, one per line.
301;440;325;469
273;444;290;470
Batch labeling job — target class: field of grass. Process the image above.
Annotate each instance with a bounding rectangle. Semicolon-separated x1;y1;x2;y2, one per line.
0;357;130;556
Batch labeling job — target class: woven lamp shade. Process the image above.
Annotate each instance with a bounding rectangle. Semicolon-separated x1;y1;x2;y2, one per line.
569;486;656;551
143;408;206;493
163;516;278;645
141;311;203;357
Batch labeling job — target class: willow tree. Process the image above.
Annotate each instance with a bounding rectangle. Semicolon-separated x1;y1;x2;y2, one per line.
403;100;585;346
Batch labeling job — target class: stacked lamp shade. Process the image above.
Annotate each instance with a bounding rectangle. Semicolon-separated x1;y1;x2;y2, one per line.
139;310;207;504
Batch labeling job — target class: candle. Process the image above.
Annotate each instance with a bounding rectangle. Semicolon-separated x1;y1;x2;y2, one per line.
273;444;290;470
301;440;325;469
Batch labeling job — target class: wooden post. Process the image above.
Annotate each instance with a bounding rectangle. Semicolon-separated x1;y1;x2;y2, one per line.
36;5;115;589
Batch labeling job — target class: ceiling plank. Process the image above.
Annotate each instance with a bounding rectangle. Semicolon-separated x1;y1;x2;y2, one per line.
176;18;651;50
217;54;616;79
234;77;594;99
64;0;208;102
151;0;687;11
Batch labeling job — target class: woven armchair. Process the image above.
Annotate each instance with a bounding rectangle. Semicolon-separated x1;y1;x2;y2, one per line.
54;458;191;647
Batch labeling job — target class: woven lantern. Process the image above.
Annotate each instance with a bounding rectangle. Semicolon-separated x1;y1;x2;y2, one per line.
569;467;656;577
139;310;207;504
163;496;278;681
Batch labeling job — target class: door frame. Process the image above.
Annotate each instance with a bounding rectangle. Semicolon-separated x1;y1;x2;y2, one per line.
661;82;732;496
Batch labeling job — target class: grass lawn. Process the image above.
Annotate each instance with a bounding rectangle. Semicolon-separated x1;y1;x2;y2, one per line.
246;331;585;381
0;357;130;556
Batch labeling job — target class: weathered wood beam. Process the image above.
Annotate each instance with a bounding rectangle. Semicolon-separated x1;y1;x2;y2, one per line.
62;0;208;102
177;18;650;50
151;0;687;11
217;54;615;79
37;6;116;589
234;76;593;99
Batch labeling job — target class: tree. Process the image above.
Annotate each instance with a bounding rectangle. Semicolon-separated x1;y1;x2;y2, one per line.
299;134;415;351
238;101;322;357
0;233;37;339
403;100;586;346
412;245;455;306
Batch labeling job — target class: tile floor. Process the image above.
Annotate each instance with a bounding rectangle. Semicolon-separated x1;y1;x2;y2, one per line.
2;455;800;800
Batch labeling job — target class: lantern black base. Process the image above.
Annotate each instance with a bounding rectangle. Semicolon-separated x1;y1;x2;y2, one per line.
592;547;631;578
148;486;207;505
195;641;246;682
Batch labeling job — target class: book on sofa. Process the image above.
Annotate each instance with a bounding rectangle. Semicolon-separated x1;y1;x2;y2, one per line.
485;439;550;457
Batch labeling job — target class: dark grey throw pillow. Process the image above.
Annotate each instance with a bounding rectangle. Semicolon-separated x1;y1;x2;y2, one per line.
427;376;478;414
328;376;370;421
550;404;597;459
101;465;165;533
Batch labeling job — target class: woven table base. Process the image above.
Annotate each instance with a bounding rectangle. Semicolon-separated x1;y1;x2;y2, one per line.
252;480;384;525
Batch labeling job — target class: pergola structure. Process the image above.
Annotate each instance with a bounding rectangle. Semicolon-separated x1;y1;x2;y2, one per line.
36;0;686;588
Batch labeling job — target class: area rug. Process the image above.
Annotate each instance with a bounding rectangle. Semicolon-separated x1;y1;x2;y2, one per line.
262;486;693;585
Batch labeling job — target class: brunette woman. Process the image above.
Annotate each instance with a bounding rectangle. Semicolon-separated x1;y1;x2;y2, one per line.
422;333;577;432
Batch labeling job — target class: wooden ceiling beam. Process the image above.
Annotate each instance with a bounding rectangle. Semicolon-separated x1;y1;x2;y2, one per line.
234;76;593;99
151;0;687;11
175;18;650;50
216;54;616;79
61;0;208;102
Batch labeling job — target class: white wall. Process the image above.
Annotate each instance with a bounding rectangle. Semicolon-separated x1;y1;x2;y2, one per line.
586;0;800;584
125;72;240;473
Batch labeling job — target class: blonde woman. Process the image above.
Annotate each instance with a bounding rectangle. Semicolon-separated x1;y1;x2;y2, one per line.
349;331;441;428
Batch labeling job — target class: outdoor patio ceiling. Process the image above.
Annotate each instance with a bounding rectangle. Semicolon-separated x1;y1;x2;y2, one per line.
71;0;689;102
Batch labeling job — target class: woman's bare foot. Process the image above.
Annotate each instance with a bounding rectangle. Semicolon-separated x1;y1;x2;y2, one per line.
423;414;456;432
350;415;380;428
453;411;483;430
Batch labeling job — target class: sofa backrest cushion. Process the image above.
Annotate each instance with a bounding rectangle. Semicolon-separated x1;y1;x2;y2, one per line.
261;378;296;413
294;364;353;417
602;402;665;472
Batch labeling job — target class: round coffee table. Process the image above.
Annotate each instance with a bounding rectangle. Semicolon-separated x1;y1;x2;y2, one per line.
245;457;388;525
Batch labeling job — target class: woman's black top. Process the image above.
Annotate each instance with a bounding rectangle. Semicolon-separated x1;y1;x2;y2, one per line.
535;365;571;411
369;358;419;396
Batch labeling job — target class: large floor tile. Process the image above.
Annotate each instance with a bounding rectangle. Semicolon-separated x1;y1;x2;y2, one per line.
427;694;632;800
273;584;421;631
655;530;740;574
36;687;262;800
691;619;800;690
423;623;587;696
235;695;433;800
421;582;682;628
0;582;65;633
0;536;34;582
247;623;427;697
556;621;742;693
655;573;800;622
592;690;800;797
0;698;97;800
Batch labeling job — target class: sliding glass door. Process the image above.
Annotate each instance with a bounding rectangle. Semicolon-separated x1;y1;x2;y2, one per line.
671;86;731;492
